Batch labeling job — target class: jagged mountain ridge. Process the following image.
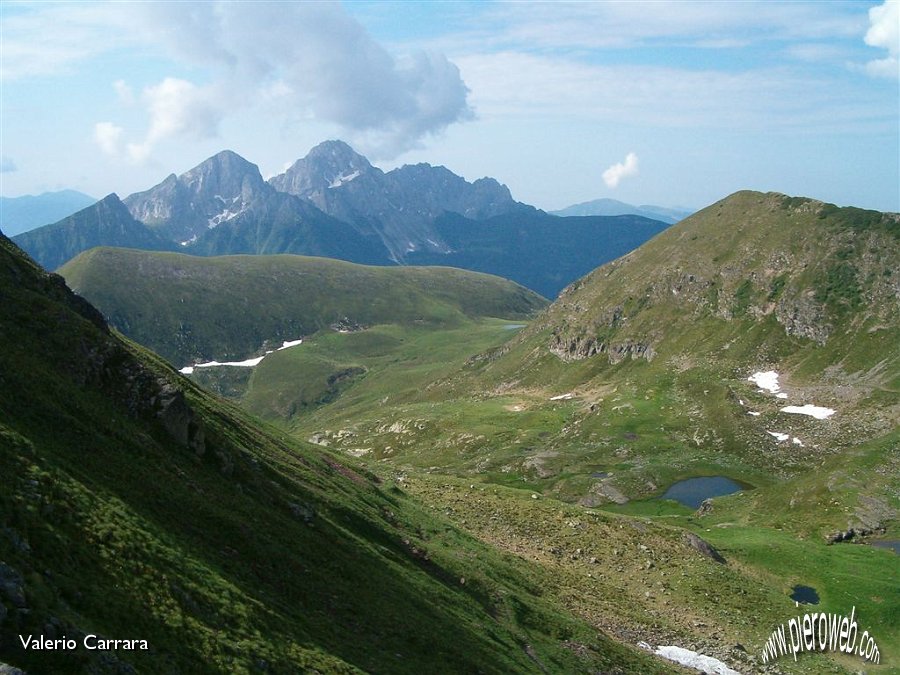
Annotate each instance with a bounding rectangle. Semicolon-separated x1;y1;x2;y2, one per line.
123;149;389;264
268;140;530;260
12;142;672;297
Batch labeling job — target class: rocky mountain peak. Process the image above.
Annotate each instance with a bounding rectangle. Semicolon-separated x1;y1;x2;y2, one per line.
269;140;375;197
180;150;266;200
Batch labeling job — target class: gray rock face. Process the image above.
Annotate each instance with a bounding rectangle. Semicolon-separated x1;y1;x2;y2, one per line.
682;532;726;564
268;140;523;261
269;140;374;198
126;150;269;243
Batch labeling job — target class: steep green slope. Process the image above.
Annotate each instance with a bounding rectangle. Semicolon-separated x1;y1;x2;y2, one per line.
287;191;899;533
263;191;899;672
59;248;547;366
0;237;669;673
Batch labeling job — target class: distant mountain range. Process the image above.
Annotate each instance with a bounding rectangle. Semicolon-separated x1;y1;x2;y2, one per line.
0;189;96;236
550;198;693;224
13;141;673;297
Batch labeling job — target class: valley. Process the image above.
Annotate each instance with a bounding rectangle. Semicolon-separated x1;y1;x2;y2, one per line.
31;187;897;673
5;2;898;672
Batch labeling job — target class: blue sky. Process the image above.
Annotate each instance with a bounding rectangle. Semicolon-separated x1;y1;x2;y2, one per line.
1;0;897;212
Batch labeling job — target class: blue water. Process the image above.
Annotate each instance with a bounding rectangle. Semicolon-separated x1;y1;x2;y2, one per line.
659;476;745;509
870;540;900;555
790;585;820;605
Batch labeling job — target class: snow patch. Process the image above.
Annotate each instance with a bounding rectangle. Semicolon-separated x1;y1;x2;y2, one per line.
747;411;761;416
748;371;782;395
767;431;790;442
653;645;740;674
179;235;198;246
792;437;805;447
181;338;306;373
550;393;575;401
780;404;835;420
329;170;360;188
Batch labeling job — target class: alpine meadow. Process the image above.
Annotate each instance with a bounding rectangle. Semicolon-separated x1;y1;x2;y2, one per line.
1;1;898;674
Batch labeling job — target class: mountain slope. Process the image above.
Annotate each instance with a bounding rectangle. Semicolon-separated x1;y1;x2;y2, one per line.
0;190;97;236
269;140;529;261
295;191;899;521
59;248;547;366
11;194;176;271
406;210;672;298
263;192;899;673
10;145;671;295
0;236;662;673
125;150;389;265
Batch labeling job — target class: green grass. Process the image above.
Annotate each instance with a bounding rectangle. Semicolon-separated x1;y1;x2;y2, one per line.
0;234;664;674
59;248;547;365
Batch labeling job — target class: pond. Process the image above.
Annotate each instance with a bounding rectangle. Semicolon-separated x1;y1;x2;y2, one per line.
790;585;820;605
591;471;609;479
870;539;900;555
658;476;746;509
503;324;526;330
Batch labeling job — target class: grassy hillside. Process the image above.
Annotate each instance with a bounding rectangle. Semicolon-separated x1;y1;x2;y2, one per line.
0;233;666;673
262;192;899;672
59;248;547;366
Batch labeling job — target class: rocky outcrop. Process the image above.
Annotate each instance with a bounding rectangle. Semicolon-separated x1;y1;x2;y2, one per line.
549;330;655;364
825;526;885;545
268;140;524;261
775;294;831;345
682;532;726;564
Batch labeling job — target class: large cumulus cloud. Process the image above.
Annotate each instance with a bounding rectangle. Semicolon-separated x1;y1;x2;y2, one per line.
104;1;472;160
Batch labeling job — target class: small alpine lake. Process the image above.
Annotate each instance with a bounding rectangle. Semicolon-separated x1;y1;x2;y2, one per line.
869;539;900;555
790;585;820;605
658;475;749;510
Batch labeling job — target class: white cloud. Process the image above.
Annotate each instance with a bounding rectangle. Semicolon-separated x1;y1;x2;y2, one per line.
603;152;639;189
864;0;899;78
93;122;124;157
125;78;223;163
0;3;134;81
453;51;894;135
7;2;471;161
445;1;863;54
113;79;135;105
114;1;472;160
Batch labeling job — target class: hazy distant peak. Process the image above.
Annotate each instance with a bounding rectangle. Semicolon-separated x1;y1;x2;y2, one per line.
551;197;692;224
